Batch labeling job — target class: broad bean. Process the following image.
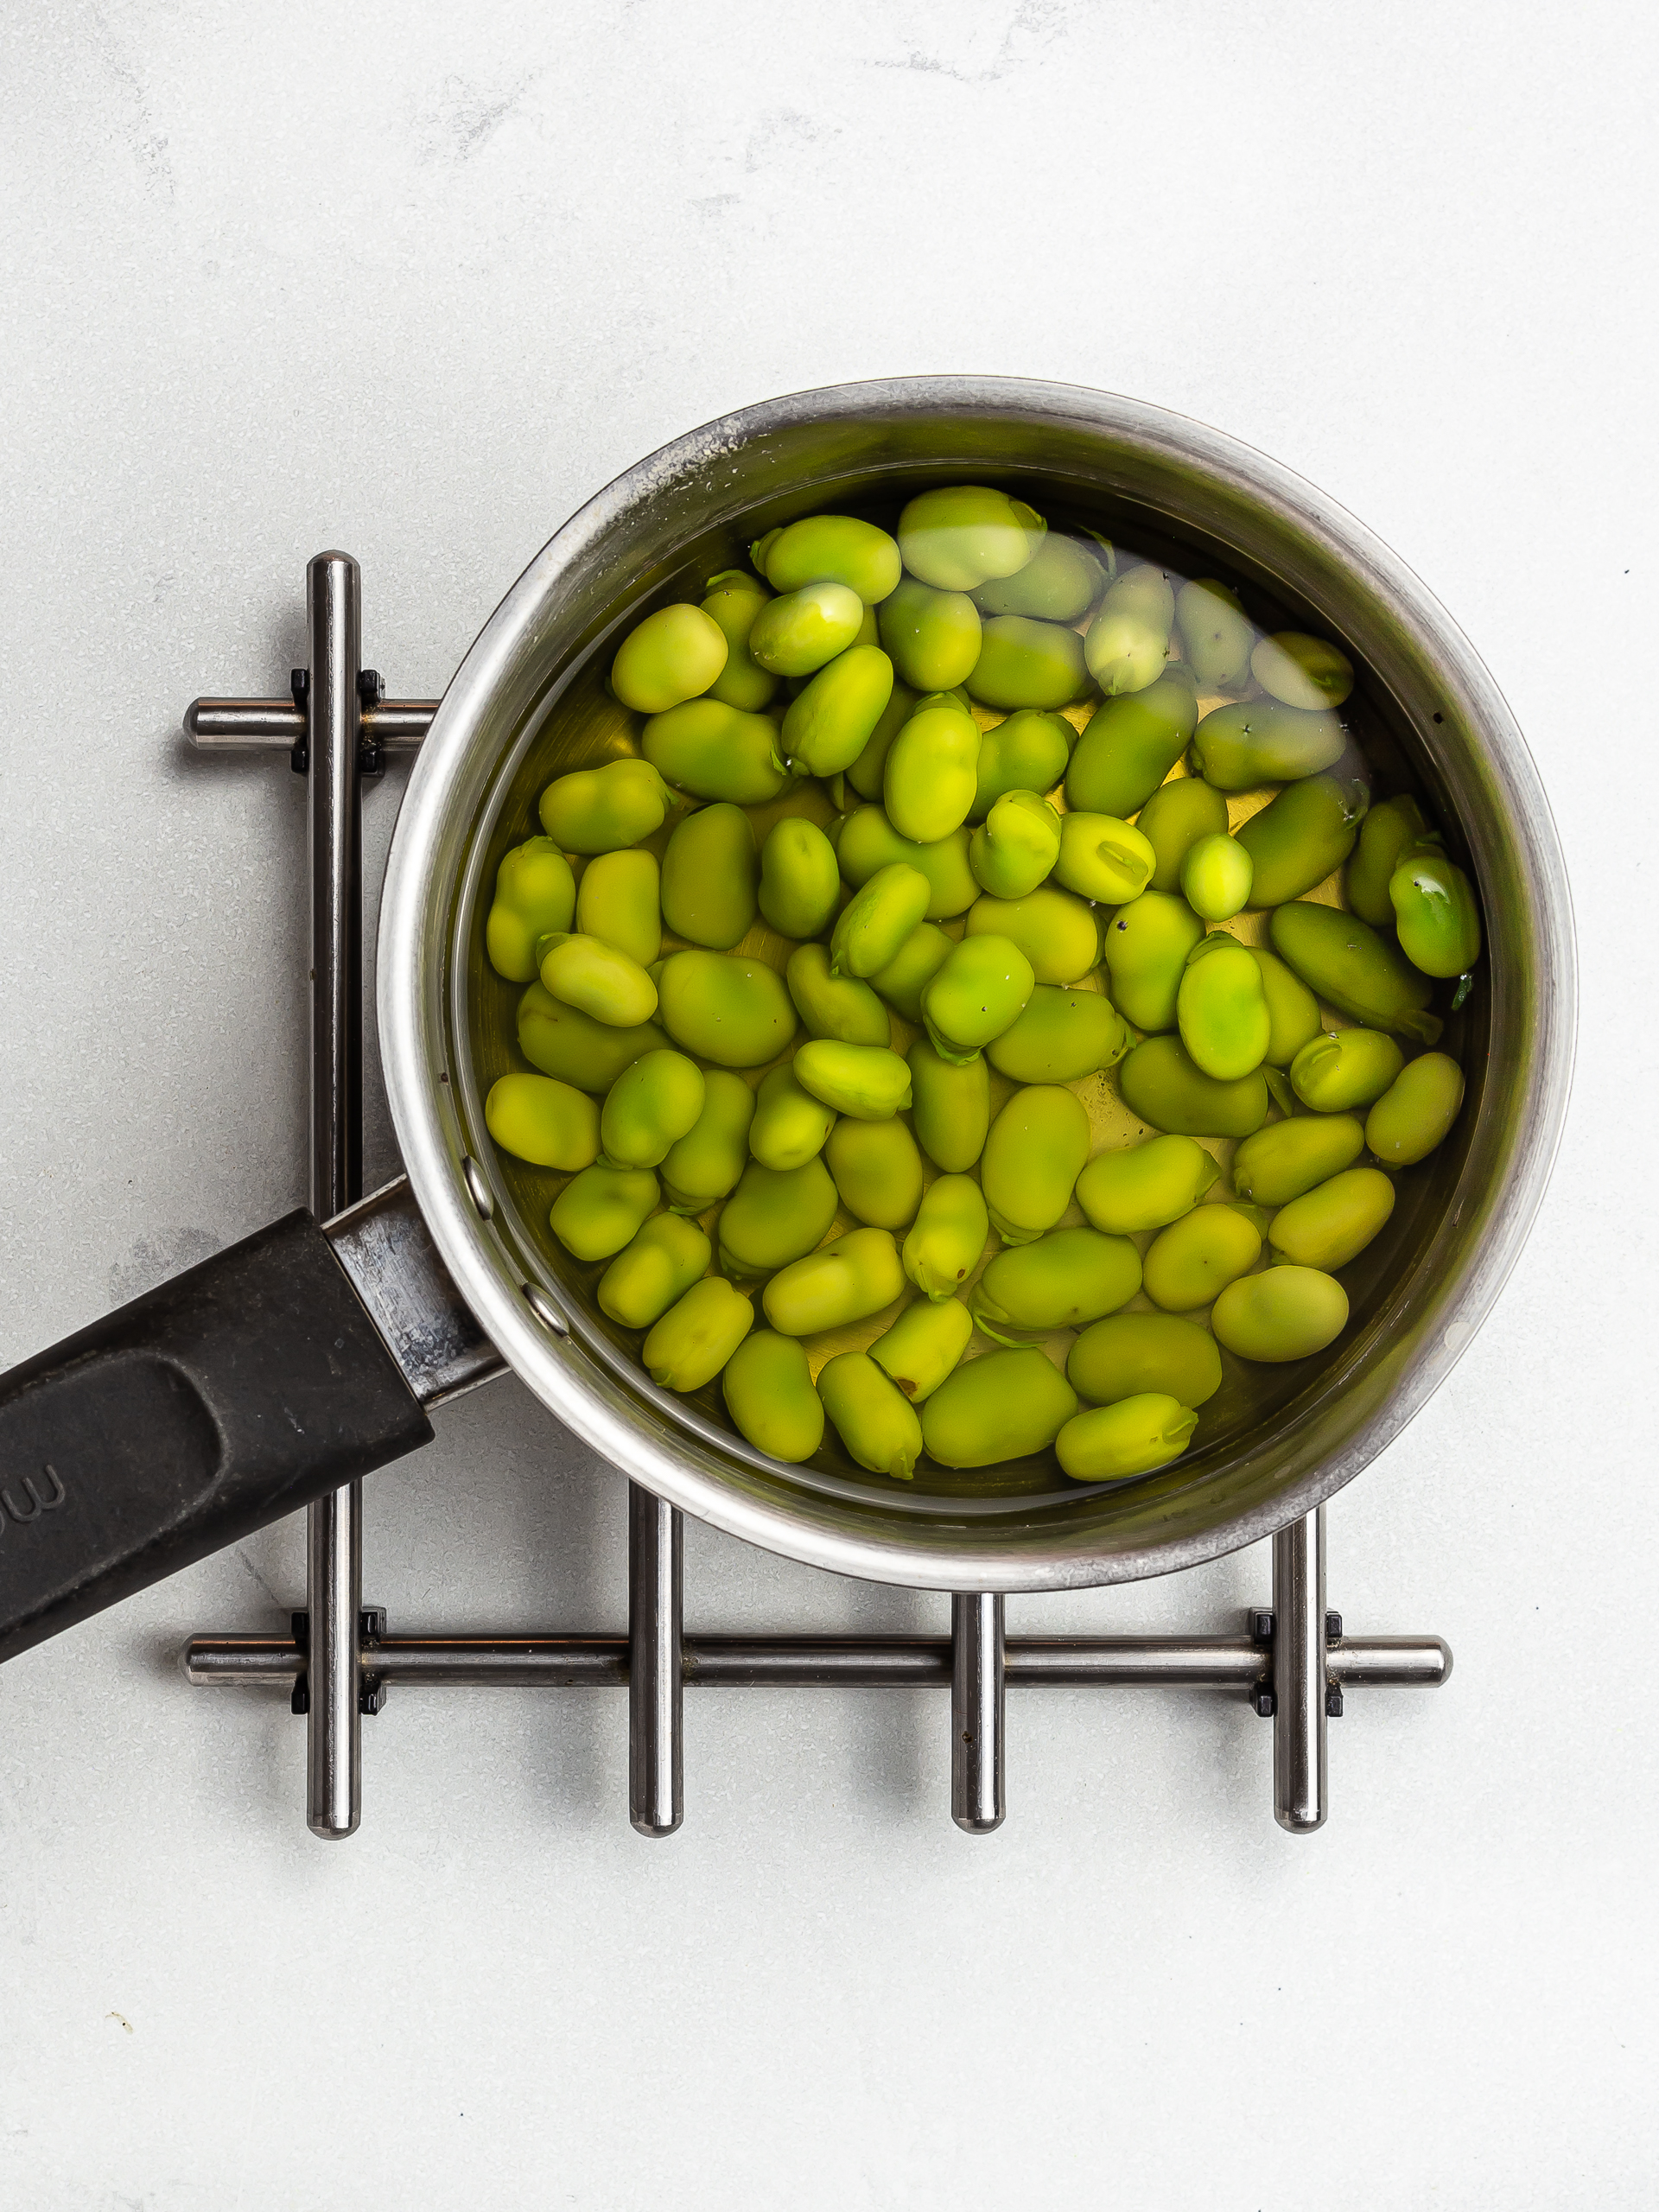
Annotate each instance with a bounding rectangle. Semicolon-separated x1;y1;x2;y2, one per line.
641;698;789;804
966;615;1088;711
1251;631;1354;709
1056;1395;1198;1481
1236;772;1370;907
759;817;841;941
965;884;1099;984
1066;1311;1222;1408
877;577;982;691
834;806;977;919
661;803;757;949
611;603;728;714
701;570;779;712
1190;700;1346;790
902;1173;990;1300
1117;1035;1270;1138
1174;578;1255;690
1084;565;1176;695
869;1298;974;1402
1231;1114;1366;1205
597;1212;711;1330
1269;1166;1395;1270
600;1049;706;1169
921;1347;1078;1468
1365;1052;1465;1166
722;1331;825;1461
1143;1205;1262;1311
897;486;1046;592
517;981;668;1092
1180;833;1253;922
762;1226;906;1336
884;696;982;842
1136;776;1230;893
785;941;891;1046
1177;933;1270;1082
549;1163;659;1262
817;1351;923;1479
826;1115;925;1229
760;515;902;603
907;1039;991;1172
1053;811;1154;904
538;758;671;853
986;984;1130;1084
1345;795;1429;927
970;709;1073;819
485;1071;600;1171
1075;1133;1218;1234
748;1062;836;1172
921;933;1035;1062
980;1085;1091;1243
748;581;865;677
1100;890;1204;1032
1268;901;1441;1042
830;861;931;979
780;645;894;778
575;848;661;968
1249;946;1322;1066
657;950;798;1066
846;680;919;801
792;1039;913;1120
969;790;1062;898
1389;843;1482;978
969;1227;1141;1346
717;1157;839;1276
1065;671;1199;817
486;838;576;981
538;933;658;1027
1211;1266;1349;1362
1290;1027;1404;1112
868;921;953;1023
642;1276;753;1392
660;1067;755;1211
974;532;1103;621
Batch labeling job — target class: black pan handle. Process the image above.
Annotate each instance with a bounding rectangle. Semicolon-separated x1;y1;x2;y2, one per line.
0;1187;492;1666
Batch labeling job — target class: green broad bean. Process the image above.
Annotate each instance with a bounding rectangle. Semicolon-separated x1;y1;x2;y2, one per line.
907;1040;991;1173
1211;1265;1349;1362
834;806;977;919
1270;1166;1395;1270
974;532;1103;621
549;1163;660;1262
785;941;891;1046
1237;772;1370;907
660;1068;754;1211
986;985;1130;1084
1117;1035;1270;1138
1100;890;1204;1032
969;709;1073;819
846;680;919;801
600;1048;706;1169
1051;812;1154;905
780;645;894;778
884;696;982;843
969;790;1062;899
1143;1205;1261;1311
762;1226;906;1336
717;1157;839;1276
964;884;1099;985
792;1039;912;1120
700;571;779;712
538;758;671;854
1074;1133;1218;1235
1190;700;1347;790
747;581;865;677
1066;672;1199;817
661;803;757;950
1181;833;1253;922
1389;843;1482;978
816;1351;923;1479
1136;776;1230;893
1232;1114;1365;1205
877;578;982;693
830;861;931;979
897;486;1046;592
485;1071;600;1171
611;603;728;715
759;818;841;941
641;699;789;805
922;933;1035;1062
486;838;576;981
575;849;661;969
1249;946;1322;1066
965;615;1088;711
1174;578;1255;690
1251;631;1355;710
869;1297;974;1402
1056;1395;1197;1481
657;950;798;1066
597;1212;712;1330
825;1115;925;1229
760;515;902;603
868;922;953;1023
1177;934;1270;1082
1290;1027;1405;1112
642;1276;753;1392
1345;795;1430;927
969;1227;1141;1347
1365;1052;1465;1167
517;981;668;1092
921;1347;1078;1469
981;1085;1091;1243
1066;1312;1222;1408
1084;565;1175;695
902;1173;989;1300
722;1332;825;1462
1268;901;1441;1042
747;1063;836;1172
538;932;659;1027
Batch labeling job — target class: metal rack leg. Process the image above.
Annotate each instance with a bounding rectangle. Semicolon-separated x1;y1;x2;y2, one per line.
303;550;365;1842
1273;1508;1328;1834
951;1592;1005;1835
628;1485;683;1838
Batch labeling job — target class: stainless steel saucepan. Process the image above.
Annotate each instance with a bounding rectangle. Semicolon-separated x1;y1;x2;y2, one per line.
0;378;1575;1667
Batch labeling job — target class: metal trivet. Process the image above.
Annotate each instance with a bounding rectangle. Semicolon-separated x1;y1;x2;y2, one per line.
181;552;1452;1841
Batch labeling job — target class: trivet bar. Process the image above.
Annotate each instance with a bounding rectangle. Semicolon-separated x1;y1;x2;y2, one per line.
629;1487;683;1838
1274;1506;1328;1834
182;1623;1449;1691
952;1594;1005;1834
185;699;435;749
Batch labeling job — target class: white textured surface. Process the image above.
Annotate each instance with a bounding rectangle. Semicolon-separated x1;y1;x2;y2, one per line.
2;3;1656;2206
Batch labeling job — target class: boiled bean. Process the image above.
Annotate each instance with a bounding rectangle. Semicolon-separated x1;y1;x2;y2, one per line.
792;1039;912;1119
1135;776;1230;893
1365;1052;1465;1166
1100;890;1204;1032
1268;901;1441;1042
538;933;658;1027
1065;1312;1222;1408
780;645;895;778
966;615;1088;711
486;838;576;981
907;1039;991;1172
701;570;779;712
1231;1113;1367;1205
1249;945;1322;1067
721;1331;825;1461
1190;700;1347;790
762;1227;906;1335
1211;1266;1349;1362
1177;934;1270;1082
877;577;982;692
1143;1205;1261;1311
748;1062;836;1172
661;803;757;949
969;709;1073;818
1180;833;1253;922
902;1173;990;1300
1065;671;1199;817
759;817;841;941
575;848;661;968
846;680;919;801
717;1157;839;1276
965;884;1099;985
747;581;865;676
785;941;891;1046
969;790;1062;899
897;486;1046;591
597;1212;711;1329
969;1227;1141;1346
834;806;978;919
974;532;1103;621
660;1067;755;1211
1290;1027;1405;1112
826;1115;925;1229
1055;1395;1198;1481
549;1163;659;1262
869;1298;974;1402
641;698;789;804
657;950;798;1066
611;603;728;714
884;696;982;843
1251;631;1354;710
1174;578;1255;690
1389;842;1482;978
921;1347;1078;1468
1053;811;1154;905
921;933;1035;1062
868;922;953;1023
1236;772;1370;906
642;1276;753;1392
1117;1035;1270;1138
817;1351;923;1479
986;984;1130;1084
538;758;671;853
600;1049;705;1168
830;861;931;978
760;515;902;603
1084;565;1175;695
517;981;668;1092
1345;794;1429;927
980;1085;1091;1243
485;1071;600;1171
1270;1166;1395;1270
1074;1133;1218;1234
